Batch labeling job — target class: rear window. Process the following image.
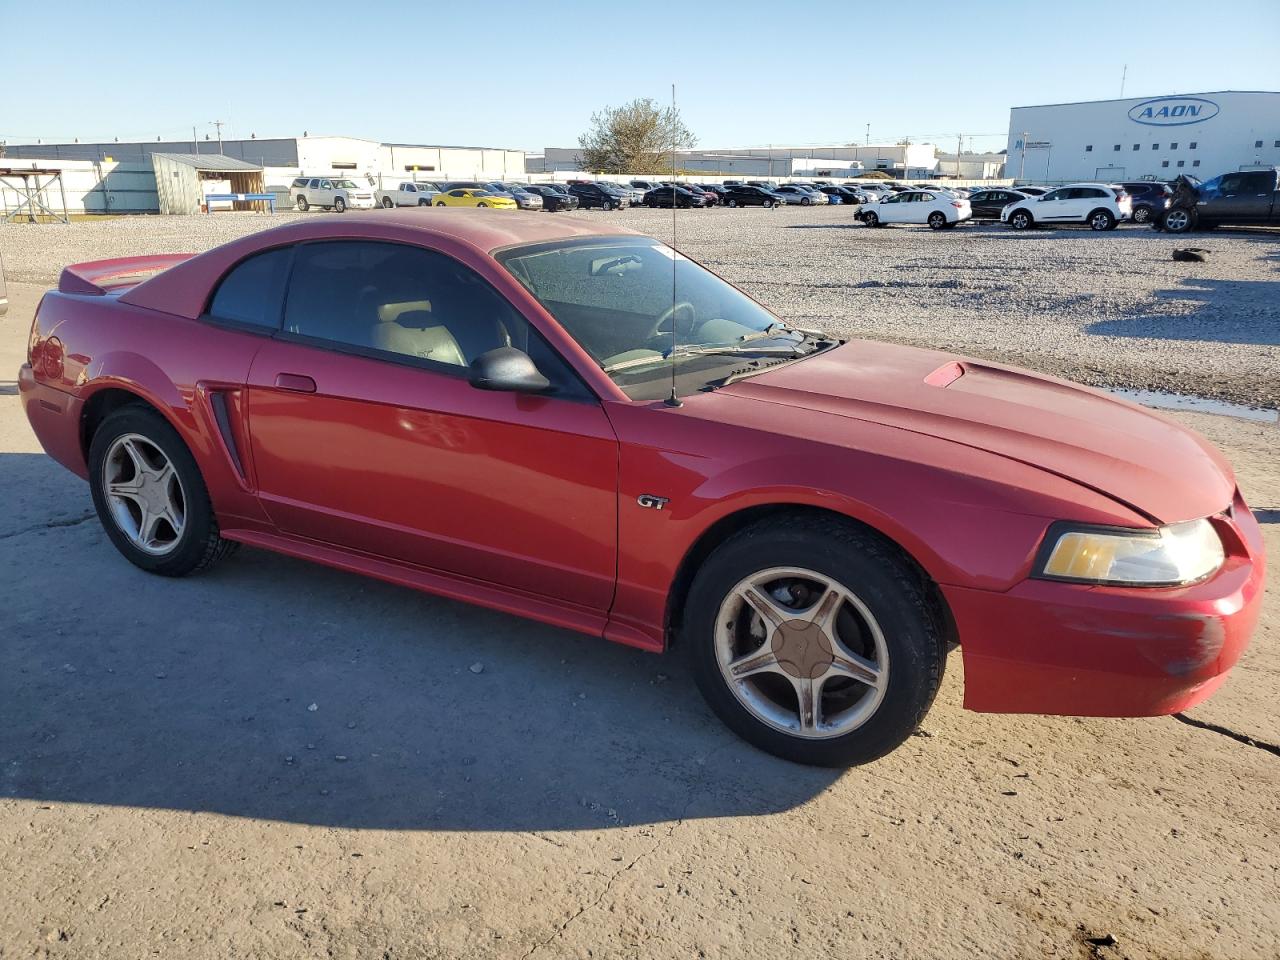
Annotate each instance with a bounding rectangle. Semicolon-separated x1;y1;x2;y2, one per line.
208;247;292;330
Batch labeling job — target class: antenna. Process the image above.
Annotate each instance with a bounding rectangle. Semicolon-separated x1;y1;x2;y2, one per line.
665;82;682;408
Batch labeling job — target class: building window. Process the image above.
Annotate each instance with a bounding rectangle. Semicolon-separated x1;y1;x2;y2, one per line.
1177;160;1185;167
1133;143;1140;150
403;165;436;171
1274;140;1280;148
1152;143;1159;150
332;162;357;169
1170;142;1178;149
1256;140;1264;148
1189;142;1197;149
1085;145;1093;152
1161;160;1170;168
1192;160;1200;167
1113;144;1121;151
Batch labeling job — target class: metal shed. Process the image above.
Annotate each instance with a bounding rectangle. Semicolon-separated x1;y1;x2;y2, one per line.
150;153;267;214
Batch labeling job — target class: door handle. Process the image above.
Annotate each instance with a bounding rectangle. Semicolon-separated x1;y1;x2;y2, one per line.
274;373;316;393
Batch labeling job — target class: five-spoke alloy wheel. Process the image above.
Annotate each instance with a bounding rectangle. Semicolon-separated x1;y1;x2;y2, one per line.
88;405;238;577
685;515;945;766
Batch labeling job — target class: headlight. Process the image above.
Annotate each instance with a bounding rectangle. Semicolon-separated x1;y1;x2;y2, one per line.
1034;519;1224;586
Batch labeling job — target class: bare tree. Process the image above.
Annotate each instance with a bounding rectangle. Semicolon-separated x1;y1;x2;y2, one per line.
577;98;696;174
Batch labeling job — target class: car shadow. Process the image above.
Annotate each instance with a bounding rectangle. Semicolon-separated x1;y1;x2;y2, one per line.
1086;278;1280;346
0;452;841;831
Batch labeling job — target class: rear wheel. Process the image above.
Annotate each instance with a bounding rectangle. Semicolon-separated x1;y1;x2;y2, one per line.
88;406;238;577
381;197;394;208
801;197;812;206
763;200;773;209
927;211;946;230
295;196;309;212
418;198;430;206
1008;209;1033;230
1089;208;1115;231
683;516;945;767
436;200;447;207
728;198;738;207
334;197;346;213
477;202;488;207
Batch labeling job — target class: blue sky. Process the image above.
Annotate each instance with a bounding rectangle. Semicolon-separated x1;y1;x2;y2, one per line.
4;0;1277;153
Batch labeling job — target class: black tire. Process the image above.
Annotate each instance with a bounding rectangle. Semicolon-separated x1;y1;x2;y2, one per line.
87;405;238;578
381;197;394;208
1088;208;1115;231
682;515;945;767
1131;204;1153;224
1163;208;1195;233
418;198;430;206
1008;209;1033;230
927;211;947;230
295;196;309;212
436;201;447;207
334;197;346;213
863;210;880;227
801;197;812;206
477;202;488;207
763;200;773;209
727;198;738;207
603;200;614;211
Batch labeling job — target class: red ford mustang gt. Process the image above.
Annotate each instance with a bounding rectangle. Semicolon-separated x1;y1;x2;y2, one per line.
19;211;1265;766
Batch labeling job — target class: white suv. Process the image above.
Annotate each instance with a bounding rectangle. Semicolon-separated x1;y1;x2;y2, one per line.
291;177;377;213
1002;183;1130;231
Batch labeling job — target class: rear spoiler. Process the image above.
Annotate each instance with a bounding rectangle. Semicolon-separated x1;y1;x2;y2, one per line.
58;254;196;296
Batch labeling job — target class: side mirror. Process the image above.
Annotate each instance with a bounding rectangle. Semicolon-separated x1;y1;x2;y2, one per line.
468;346;551;394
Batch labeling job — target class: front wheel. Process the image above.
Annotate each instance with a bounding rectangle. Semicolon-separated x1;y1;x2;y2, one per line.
862;211;880;227
1163;208;1194;233
1131;205;1152;224
334;197;346;213
436;201;447;207
683;516;945;766
801;197;812;206
477;202;488;207
418;198;430;206
295;196;309;211
727;198;738;207
88;406;238;577
1089;209;1115;231
763;200;773;209
381;197;394;208
927;211;946;230
1008;209;1033;230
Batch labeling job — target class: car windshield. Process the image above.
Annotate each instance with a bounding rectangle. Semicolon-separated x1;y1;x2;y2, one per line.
497;237;831;400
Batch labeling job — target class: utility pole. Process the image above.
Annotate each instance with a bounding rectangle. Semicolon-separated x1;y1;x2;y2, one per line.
211;120;225;154
193;125;199;155
1120;64;1127;98
865;123;870;146
1019;131;1029;180
956;133;963;179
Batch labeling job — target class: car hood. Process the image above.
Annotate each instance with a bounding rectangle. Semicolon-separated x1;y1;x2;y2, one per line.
721;340;1234;524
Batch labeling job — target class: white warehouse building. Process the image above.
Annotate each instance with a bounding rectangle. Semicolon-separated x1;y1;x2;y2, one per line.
1007;90;1280;183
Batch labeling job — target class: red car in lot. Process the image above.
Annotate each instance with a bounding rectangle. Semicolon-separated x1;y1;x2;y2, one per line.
20;211;1265;766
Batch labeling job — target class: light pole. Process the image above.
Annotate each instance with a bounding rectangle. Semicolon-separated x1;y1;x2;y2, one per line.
1018;131;1029;180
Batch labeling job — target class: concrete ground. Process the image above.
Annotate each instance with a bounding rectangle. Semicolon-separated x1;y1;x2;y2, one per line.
1;236;1277;959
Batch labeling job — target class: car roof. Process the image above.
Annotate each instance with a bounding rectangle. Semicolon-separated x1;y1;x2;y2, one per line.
120;211;645;320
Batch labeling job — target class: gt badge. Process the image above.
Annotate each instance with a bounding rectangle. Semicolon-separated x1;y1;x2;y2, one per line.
637;494;670;511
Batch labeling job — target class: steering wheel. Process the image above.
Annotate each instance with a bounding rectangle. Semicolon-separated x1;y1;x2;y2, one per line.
644;301;696;343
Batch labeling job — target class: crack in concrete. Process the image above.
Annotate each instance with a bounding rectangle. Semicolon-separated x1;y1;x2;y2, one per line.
1173;713;1280;758
0;513;97;541
520;762;708;959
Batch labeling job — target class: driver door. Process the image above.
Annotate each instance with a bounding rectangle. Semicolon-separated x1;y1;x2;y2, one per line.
244;239;619;612
1036;188;1072;220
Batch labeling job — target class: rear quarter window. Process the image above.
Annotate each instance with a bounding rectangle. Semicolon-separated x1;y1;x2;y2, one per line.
207;247;292;330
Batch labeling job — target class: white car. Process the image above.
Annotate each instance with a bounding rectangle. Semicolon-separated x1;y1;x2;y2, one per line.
858;189;972;229
1002;183;1130;231
377;181;441;208
291;177;377;213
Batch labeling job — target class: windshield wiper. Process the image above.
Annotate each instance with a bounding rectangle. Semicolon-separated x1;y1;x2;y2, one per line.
603;343;803;374
706;338;841;388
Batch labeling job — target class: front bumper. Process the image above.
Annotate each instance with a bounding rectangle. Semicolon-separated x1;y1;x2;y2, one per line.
947;495;1265;717
349;198;378;209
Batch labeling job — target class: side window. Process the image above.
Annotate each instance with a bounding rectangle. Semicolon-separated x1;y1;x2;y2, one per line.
1239;172;1273;193
1042;189;1064;201
918;192;935;201
1218;174;1246;194
309;179;321;188
321;180;333;189
280;242;585;395
207;247;292;330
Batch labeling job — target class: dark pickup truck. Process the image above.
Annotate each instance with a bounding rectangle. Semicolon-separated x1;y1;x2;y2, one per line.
1159;168;1280;232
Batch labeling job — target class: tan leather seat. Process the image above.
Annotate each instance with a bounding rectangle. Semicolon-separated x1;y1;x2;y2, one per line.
371;309;467;367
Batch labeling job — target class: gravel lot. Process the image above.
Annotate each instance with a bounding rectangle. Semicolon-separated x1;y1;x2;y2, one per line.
1;211;1278;959
2;205;1277;406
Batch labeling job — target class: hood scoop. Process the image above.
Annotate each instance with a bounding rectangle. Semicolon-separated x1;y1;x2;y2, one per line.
924;361;965;388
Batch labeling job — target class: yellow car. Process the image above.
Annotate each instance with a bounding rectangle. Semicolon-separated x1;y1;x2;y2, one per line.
434;188;517;209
